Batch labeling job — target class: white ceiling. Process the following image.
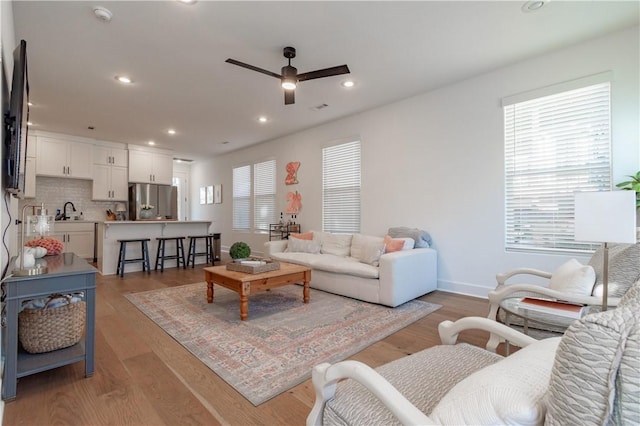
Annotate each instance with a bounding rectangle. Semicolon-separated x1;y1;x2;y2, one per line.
11;1;639;160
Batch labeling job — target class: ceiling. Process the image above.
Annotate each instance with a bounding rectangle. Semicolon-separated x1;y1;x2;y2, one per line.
11;1;639;160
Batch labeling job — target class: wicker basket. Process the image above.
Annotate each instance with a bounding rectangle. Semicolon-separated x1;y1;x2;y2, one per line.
18;295;86;354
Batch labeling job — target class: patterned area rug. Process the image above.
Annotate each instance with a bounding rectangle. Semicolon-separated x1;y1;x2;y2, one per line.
126;283;441;405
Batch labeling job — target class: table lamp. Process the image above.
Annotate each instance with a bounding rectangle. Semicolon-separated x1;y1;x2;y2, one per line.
115;203;127;221
574;191;637;310
15;203;55;276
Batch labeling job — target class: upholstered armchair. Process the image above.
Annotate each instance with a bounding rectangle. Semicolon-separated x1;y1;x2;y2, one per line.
486;243;640;347
307;282;640;426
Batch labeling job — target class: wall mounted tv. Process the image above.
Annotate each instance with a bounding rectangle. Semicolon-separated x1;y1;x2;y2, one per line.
3;40;29;199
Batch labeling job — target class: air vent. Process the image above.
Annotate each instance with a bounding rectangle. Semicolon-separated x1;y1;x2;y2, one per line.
310;103;329;111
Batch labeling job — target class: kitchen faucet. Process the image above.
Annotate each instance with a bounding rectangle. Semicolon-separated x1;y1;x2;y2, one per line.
63;201;76;220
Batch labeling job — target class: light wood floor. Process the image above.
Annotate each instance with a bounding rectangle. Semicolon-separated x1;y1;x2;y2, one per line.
3;262;500;425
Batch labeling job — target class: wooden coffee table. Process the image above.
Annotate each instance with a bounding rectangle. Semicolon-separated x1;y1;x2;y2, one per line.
203;261;312;320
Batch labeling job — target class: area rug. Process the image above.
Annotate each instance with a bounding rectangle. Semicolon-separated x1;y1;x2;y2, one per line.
125;283;441;405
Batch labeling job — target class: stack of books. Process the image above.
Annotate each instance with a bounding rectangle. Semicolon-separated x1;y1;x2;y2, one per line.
518;298;587;319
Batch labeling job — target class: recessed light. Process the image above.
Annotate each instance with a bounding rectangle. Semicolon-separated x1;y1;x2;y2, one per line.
258;116;268;123
93;6;113;22
26;121;33;126
148;141;155;145
115;75;133;84
522;0;546;13
167;129;176;135
27;102;33;106
341;80;355;88
177;0;197;4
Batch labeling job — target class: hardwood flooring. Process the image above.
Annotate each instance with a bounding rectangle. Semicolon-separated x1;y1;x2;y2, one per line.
3;262;499;425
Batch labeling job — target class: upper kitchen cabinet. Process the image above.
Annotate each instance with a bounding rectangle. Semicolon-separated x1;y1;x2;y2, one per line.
23;134;37;198
36;136;92;179
93;145;128;167
92;142;128;201
128;146;173;185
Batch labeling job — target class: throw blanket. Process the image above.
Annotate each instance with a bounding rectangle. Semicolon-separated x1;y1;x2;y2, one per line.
388;227;432;248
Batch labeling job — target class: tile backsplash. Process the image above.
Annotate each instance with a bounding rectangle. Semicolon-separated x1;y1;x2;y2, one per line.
18;177;128;221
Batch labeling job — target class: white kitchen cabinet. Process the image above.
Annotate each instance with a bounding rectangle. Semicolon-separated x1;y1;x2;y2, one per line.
93;145;127;167
24;157;36;198
36;137;92;179
128;149;173;185
92;164;128;201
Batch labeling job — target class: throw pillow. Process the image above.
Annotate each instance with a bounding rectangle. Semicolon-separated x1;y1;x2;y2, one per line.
383;235;405;253
321;233;353;257
548;259;596;296
588;243;640;298
359;240;385;267
290;232;313;240
350;234;384;259
430;337;561;425
25;237;64;255
286;237;321;254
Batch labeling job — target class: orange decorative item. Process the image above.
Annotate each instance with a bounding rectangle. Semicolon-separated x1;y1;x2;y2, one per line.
25;237;64;255
286;191;302;214
285;162;300;185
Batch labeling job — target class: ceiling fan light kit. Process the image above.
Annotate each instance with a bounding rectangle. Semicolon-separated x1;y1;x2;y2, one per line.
226;46;350;105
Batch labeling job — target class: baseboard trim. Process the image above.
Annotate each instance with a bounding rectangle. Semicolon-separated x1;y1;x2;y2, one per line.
437;279;491;299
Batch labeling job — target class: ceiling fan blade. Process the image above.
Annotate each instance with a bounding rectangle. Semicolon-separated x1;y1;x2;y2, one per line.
284;90;295;105
225;58;281;79
297;65;350;82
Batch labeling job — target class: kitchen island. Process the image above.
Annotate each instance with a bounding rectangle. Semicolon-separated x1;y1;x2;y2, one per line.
97;220;214;275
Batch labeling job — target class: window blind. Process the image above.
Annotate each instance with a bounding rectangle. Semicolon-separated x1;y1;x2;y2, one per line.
253;159;276;233
504;81;611;253
322;141;361;234
232;165;251;231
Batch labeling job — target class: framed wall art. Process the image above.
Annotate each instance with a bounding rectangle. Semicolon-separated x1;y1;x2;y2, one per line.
199;187;206;205
206;185;214;204
214;184;222;204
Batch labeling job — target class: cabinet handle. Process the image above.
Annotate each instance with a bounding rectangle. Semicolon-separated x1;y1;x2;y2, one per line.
67;234;71;242
63;166;66;175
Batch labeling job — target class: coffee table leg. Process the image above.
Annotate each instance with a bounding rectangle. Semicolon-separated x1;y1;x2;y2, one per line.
303;280;310;304
240;282;250;321
207;281;214;303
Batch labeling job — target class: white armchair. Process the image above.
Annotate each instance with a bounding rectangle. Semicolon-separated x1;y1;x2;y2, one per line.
487;243;640;348
307;282;640;425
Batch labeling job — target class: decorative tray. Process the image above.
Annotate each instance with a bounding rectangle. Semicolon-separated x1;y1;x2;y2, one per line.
226;258;280;274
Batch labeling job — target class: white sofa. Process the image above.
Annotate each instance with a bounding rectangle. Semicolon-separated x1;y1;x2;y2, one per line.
264;231;437;307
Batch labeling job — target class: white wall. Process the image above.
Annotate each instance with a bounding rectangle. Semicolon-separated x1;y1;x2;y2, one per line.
192;26;639;298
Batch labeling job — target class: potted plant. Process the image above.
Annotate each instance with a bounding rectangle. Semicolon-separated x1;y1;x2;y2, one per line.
616;171;640;209
229;242;251;261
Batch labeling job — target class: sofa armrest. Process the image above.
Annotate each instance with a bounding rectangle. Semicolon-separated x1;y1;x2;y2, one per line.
378;248;437;307
264;240;288;257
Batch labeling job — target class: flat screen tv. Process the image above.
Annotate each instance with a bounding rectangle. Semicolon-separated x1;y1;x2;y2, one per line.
3;40;29;198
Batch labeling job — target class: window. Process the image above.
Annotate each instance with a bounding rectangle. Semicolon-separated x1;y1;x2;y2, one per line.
504;75;611;253
232;165;251;231
232;160;277;233
253;159;276;233
322;140;361;234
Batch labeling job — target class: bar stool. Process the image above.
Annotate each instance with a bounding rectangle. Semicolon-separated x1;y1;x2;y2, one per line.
186;235;215;268
117;238;151;277
154;237;187;272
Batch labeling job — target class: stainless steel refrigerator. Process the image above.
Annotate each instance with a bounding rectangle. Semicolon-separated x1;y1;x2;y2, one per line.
129;183;178;220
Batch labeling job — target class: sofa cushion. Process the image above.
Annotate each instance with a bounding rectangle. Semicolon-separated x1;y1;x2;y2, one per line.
321;233;353;257
350;234;385;266
545;299;640;425
430;337;560;426
269;252;316;268
312;254;379;279
286;237;321;254
548;258;596;296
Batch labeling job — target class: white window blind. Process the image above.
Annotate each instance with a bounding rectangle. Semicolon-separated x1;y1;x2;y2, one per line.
323;141;361;234
232;165;251;231
253;159;276;233
504;81;611;253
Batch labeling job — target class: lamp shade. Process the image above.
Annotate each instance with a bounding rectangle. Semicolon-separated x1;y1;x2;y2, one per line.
574;191;637;243
115;203;127;212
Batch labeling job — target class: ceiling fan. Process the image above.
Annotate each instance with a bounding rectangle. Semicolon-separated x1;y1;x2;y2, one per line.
225;46;350;105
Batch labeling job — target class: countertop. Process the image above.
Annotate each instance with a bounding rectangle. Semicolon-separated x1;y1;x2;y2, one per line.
101;220;212;224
